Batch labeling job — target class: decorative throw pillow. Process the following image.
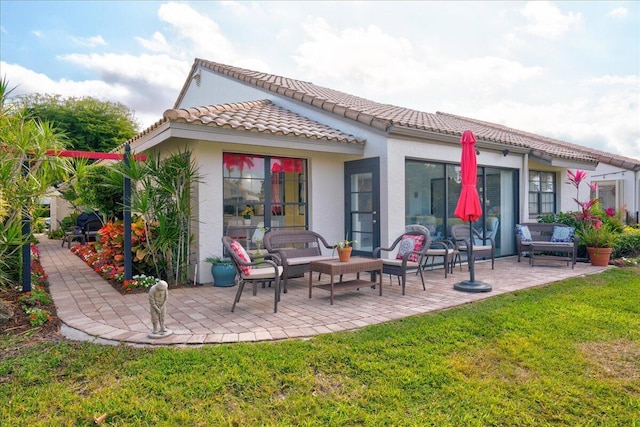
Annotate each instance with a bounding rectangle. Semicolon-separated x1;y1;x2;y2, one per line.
551;226;575;243
516;224;532;242
396;234;425;262
230;240;252;276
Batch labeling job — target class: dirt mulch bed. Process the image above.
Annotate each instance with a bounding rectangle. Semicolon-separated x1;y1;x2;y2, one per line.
1;285;64;358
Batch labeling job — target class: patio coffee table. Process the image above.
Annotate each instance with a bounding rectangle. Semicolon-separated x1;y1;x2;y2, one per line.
529;241;575;268
308;257;383;304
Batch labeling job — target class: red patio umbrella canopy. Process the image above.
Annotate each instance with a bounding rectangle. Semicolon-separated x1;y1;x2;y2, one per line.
453;130;482;222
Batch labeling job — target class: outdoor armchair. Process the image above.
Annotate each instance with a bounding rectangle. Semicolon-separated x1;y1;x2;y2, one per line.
451;224;495;270
59;220;85;248
406;224;460;278
222;236;284;313
373;229;431;295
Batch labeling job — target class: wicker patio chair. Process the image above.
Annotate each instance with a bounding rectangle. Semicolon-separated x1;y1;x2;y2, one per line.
451;224;495;270
373;228;431;295
222;236;284;313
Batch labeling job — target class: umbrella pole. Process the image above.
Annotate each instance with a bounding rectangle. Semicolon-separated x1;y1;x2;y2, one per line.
453;218;492;293
468;218;475;283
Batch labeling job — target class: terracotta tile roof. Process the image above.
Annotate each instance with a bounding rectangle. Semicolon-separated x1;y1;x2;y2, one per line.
177;58;639;169
125;100;364;147
436;112;640;170
163;100;364;144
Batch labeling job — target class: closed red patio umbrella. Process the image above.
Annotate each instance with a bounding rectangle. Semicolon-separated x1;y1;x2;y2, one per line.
453;130;492;293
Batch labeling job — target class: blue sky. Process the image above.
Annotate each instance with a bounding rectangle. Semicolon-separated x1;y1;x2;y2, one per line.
1;1;638;159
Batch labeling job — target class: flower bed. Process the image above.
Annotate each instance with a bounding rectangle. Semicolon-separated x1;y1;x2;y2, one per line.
16;244;54;326
70;243;159;293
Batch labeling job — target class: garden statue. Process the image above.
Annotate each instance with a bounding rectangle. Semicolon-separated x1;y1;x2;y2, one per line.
148;280;172;338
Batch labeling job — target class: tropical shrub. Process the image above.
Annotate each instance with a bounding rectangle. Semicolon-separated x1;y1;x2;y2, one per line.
537;211;582;228
613;226;640;259
119;150;201;285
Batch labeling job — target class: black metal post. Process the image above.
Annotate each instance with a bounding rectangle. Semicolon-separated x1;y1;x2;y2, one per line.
21;158;31;293
21;216;31;292
123;144;132;280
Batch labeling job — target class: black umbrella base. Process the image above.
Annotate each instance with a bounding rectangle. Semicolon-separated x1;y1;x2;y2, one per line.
453;280;493;293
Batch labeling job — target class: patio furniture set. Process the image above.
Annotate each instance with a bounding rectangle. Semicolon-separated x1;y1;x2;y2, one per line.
221;221;574;313
60;215;103;248
223;228;438;313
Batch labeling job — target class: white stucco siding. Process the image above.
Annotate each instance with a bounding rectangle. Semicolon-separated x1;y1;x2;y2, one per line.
307;153;353;245
178;67;275;109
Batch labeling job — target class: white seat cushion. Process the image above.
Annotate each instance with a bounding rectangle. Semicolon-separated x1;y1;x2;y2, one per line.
241;266;283;279
287;255;335;266
382;259;421;268
426;248;456;256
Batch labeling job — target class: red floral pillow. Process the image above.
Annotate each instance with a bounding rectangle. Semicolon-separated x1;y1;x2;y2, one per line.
230;240;252;276
395;234;425;262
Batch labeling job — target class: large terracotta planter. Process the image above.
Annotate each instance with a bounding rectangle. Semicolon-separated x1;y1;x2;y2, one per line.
586;247;613;266
338;247;352;262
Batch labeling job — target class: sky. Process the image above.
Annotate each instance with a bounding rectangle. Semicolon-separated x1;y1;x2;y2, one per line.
1;1;639;160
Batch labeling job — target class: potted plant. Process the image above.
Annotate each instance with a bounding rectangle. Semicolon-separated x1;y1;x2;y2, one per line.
205;256;236;287
333;237;357;262
577;223;616;266
241;206;253;225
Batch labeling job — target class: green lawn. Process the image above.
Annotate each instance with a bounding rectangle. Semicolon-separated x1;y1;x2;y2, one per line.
2;267;639;426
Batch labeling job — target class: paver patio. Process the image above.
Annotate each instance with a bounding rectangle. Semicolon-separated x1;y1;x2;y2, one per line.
37;235;609;346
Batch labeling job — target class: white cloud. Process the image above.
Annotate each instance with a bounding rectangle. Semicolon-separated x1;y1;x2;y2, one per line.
59;53;188;88
71;35;107;48
135;32;171;54
581;74;639;86
519;1;583;39
153;2;269;71
607;7;628;17
293;18;543;110
0;61;128;99
473;75;640;160
295;18;426;94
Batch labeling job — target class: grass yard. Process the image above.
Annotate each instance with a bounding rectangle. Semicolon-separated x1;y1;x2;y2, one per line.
1;267;639;426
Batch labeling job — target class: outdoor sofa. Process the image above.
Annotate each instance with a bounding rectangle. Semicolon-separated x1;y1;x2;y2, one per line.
515;222;579;268
263;229;336;292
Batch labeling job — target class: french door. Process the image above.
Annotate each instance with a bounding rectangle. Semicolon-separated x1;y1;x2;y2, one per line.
344;158;380;257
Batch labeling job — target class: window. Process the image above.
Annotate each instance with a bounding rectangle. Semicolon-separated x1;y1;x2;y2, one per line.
223;153;307;248
529;171;555;215
405;159;517;256
591;180;623;214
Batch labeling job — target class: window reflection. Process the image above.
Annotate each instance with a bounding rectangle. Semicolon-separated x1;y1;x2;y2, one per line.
223;153;307;248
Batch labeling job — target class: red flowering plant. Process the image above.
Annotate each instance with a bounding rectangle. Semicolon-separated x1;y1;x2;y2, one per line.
30;244;49;287
567;169;620;249
70;217;158;292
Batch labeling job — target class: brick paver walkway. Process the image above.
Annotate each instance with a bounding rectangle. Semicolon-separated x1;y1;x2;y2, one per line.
38;235;608;346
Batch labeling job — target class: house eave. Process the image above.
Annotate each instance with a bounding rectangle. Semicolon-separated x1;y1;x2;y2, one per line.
387;125;530;154
131;122;365;156
530;151;597;171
